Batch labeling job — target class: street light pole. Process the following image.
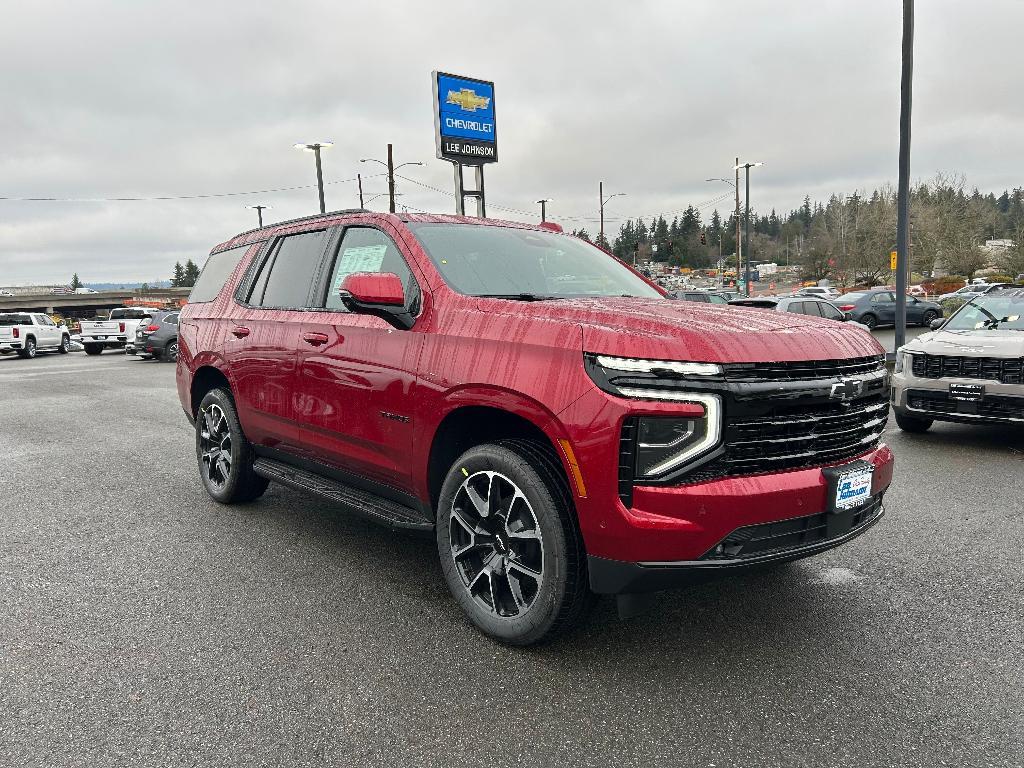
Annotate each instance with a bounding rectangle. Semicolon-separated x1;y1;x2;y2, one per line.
357;173;364;208
735;157;741;291
294;142;333;214
536;198;551;222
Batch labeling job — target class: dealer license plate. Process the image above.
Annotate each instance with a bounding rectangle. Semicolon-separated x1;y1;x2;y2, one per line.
949;383;984;402
835;468;872;510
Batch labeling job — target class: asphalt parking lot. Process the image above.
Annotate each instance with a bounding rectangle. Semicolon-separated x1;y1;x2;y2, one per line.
2;350;1022;768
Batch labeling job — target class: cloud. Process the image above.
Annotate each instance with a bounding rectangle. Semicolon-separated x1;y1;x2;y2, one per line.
0;0;1021;282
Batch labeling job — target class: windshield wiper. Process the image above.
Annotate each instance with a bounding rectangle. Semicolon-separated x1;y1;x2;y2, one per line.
476;293;563;301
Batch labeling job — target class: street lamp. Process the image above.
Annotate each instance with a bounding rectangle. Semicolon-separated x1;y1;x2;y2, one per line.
246;204;271;228
361;143;423;213
294;142;333;214
599;182;625;247
536;198;552;222
734;161;764;296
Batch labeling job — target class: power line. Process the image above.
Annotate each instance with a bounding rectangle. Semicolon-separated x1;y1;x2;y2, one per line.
0;173;386;203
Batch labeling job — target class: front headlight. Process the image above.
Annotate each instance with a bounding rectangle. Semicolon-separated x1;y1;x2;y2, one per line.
895;348;913;373
585;353;724;401
633;394;722;477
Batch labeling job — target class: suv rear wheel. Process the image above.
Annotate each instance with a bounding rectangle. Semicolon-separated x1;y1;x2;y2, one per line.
196;388;269;503
164;339;179;363
435;440;593;645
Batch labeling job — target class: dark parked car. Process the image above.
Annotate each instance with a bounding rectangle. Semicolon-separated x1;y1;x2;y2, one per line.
835;289;942;330
133;311;179;361
728;295;868;328
669;290;730;304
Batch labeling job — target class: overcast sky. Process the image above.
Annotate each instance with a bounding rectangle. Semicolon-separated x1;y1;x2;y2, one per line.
1;0;1021;284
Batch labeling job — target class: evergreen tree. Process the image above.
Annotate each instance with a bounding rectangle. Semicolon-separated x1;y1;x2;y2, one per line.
183;259;201;287
171;261;185;287
70;273;82;291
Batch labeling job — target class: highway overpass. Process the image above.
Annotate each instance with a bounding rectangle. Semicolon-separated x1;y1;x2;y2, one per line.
0;288;191;317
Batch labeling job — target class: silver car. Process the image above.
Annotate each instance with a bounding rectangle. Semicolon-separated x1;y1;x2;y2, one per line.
891;289;1024;431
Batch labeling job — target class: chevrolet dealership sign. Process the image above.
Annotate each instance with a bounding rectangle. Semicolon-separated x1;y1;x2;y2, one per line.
433;71;497;163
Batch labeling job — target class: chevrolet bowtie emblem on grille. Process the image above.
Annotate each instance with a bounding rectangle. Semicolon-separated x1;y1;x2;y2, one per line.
446;88;490;112
830;378;863;402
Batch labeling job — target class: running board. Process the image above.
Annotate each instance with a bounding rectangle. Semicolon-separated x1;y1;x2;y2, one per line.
253;458;433;532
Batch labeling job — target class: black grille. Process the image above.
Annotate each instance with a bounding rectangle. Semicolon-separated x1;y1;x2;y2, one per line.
702;496;882;560
686;391;889;483
618;417;638;507
723;355;884;382
908;390;1024;421
911;354;1024;384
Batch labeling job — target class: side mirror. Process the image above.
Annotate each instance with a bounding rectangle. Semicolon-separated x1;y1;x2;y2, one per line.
929;318;944;330
339;272;414;330
843;311;853;321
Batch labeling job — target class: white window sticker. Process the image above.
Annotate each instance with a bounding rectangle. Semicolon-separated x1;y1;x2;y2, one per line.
333;245;387;293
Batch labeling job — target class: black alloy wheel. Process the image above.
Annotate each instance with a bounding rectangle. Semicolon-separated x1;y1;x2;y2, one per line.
164;340;179;363
436;440;594;645
860;313;878;330
921;310;938;327
195;388;268;503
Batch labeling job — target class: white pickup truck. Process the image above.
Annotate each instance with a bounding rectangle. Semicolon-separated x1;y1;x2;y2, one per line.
0;312;71;358
78;307;162;355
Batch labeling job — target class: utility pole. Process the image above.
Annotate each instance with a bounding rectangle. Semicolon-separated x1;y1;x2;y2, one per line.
894;0;914;353
357;173;364;208
536;198;551;222
387;143;396;213
735;160;764;296
361;148;423;216
247;205;269;228
598;182;625;249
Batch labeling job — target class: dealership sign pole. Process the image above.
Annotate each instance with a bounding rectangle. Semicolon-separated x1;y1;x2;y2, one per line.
433;71;497;217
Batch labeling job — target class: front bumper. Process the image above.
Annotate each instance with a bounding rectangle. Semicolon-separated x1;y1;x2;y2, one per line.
892;370;1024;424
589;495;885;593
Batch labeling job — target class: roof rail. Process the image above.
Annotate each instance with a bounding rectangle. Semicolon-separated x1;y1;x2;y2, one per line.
234;208;370;239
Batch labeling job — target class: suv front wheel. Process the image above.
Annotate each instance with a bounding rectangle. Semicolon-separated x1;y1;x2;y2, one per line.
195;388;269;503
436;440;593;645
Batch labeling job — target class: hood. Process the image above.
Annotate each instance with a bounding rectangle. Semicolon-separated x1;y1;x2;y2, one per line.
477;296;883;363
905;328;1024;357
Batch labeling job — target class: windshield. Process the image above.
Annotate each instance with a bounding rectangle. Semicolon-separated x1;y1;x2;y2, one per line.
944;295;1024;331
407;223;663;299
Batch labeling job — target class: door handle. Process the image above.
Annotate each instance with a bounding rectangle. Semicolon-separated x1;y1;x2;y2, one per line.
231;326;250;338
302;331;329;346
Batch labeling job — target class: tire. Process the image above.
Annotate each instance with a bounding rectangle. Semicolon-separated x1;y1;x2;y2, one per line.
84;344;102;355
435;439;594;646
921;310;938;327
17;337;36;359
860;313;878;330
164;339;179;363
58;335;70;354
195;388;269;504
895;413;933;433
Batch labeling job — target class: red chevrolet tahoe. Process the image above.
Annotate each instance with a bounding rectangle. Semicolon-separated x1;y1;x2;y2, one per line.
177;210;894;645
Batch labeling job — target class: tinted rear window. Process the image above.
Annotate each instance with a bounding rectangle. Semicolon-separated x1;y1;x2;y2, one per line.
250;230;327;309
837;292;868;302
190;244;250;304
0;313;31;325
